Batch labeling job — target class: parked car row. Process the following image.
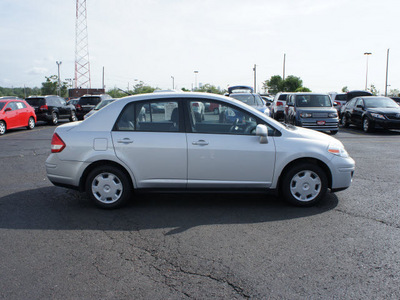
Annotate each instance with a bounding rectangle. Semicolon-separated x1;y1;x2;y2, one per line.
0;94;113;135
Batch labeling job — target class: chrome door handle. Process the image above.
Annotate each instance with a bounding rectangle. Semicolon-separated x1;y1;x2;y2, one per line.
192;140;209;146
117;138;133;144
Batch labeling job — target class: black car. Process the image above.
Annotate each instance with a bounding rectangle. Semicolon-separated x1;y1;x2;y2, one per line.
75;94;112;120
25;95;77;125
341;96;400;132
390;97;400;105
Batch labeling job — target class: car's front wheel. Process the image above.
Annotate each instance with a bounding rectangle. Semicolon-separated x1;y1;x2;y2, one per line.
27;117;35;130
85;165;132;209
362;117;374;133
341;114;350;127
281;162;328;206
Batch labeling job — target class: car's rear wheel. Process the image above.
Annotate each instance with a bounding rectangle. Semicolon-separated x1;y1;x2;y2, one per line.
27;117;35;130
281;162;328;206
362;117;374;133
0;121;6;135
50;112;58;125
70;110;78;122
86;165;132;209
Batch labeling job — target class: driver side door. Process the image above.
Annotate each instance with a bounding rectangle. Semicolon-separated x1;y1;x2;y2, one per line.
186;99;276;189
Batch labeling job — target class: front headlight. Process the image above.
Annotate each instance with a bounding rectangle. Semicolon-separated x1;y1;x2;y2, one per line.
370;113;385;120
300;113;312;118
328;112;338;118
328;143;349;158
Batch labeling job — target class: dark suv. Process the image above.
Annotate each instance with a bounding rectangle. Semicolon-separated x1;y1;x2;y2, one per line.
285;93;339;134
25;95;77;125
75;94;112;120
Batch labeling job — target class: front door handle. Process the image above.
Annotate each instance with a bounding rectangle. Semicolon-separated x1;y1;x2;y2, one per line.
192;140;209;146
117;138;133;144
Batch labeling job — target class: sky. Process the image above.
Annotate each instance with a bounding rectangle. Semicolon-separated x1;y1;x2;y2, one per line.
1;0;399;94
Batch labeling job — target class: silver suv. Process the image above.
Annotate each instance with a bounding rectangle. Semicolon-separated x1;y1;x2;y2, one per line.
46;92;354;209
271;92;292;121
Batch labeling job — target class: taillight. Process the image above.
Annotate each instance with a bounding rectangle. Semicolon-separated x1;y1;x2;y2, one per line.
51;133;66;153
277;101;283;106
192;103;199;107
76;104;82;110
40;105;48;111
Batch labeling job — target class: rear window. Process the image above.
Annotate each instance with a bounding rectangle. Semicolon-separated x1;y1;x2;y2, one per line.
78;97;101;105
278;94;288;100
335;94;347;101
26;98;46;106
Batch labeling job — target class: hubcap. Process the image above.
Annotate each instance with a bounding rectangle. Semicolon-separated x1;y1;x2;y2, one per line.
363;119;369;131
29;118;35;128
91;172;123;204
290;170;321;202
0;122;5;135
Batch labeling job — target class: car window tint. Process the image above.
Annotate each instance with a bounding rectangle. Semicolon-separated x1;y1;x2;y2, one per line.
136;101;179;132
115;101;180;132
6;102;18;111
189;100;259;135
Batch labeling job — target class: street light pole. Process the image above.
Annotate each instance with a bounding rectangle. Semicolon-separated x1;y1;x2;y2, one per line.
56;61;62;96
253;64;257;92
171;76;175;90
364;52;372;91
385;49;390;97
194;71;199;91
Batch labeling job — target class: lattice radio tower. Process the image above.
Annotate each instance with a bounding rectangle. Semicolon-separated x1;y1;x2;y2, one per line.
74;0;91;89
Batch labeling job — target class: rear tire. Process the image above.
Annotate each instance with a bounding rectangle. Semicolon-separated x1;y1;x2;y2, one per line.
50;112;58;125
330;130;338;135
281;162;328;206
0;120;6;135
27;117;35;130
86;165;132;209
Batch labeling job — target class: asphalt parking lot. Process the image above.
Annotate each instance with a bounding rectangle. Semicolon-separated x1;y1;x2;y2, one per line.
0;123;399;299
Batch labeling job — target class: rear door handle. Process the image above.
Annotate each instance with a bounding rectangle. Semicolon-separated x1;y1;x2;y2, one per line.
192;140;209;146
117;138;133;144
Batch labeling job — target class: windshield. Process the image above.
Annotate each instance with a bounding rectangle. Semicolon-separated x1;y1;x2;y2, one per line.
296;95;332;107
364;98;398;108
230;94;263;106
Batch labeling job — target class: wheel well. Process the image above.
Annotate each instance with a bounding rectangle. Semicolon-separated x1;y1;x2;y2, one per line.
278;158;332;192
79;160;134;192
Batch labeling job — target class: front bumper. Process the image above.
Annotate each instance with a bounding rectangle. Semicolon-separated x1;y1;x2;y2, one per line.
330;156;355;191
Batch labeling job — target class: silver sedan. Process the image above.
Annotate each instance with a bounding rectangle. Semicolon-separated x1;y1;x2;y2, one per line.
46;92;355;208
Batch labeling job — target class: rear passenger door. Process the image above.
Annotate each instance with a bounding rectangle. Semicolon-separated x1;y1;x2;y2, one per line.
111;99;187;188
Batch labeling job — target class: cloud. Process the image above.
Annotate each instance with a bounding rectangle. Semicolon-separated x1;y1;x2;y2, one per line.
26;67;49;75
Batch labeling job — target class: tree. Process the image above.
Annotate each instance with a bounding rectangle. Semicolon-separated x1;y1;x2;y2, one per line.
295;87;311;92
389;89;400;97
342;86;349;92
284;75;303;92
194;84;225;94
263;75;284;94
263;75;307;93
368;84;379;96
132;81;157;94
41;75;68;97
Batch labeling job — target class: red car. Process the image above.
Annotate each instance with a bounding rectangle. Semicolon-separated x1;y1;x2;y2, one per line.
0;98;37;135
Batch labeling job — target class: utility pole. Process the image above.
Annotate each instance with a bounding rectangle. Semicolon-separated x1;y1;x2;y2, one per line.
283;53;286;80
385;49;390;96
56;61;62;96
253;64;257;92
75;0;91;89
364;52;372;91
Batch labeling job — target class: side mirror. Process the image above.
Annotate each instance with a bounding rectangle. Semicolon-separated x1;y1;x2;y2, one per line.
256;124;268;144
356;104;364;109
287;103;294;107
5;107;12;112
265;102;271;107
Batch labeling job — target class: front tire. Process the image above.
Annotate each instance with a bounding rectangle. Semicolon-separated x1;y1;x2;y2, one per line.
341;114;350;127
27;117;35;130
86;165;132;209
281;163;328;206
70;110;78;122
362;117;374;133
